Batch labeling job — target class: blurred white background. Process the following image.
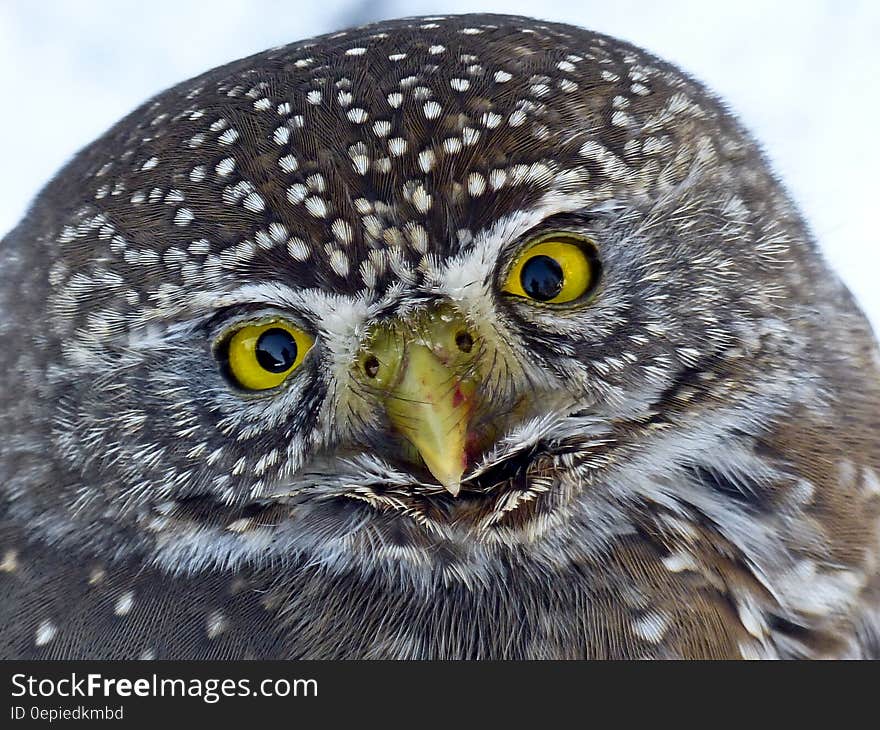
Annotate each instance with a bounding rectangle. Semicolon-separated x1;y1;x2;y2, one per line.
1;0;877;327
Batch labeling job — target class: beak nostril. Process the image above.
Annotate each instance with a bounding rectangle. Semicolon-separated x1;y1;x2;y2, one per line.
455;330;474;353
363;355;380;378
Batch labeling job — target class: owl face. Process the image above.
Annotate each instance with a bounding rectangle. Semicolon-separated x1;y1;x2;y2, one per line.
8;14;827;577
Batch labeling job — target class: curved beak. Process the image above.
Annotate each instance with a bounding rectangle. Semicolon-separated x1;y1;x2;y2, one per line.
367;307;479;496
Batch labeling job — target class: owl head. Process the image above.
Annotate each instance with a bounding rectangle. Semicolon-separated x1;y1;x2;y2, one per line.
0;14;857;581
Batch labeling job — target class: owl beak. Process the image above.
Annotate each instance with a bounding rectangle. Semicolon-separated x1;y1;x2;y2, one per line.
382;342;477;496
368;308;479;496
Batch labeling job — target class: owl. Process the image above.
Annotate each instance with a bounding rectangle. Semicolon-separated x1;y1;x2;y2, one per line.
0;13;878;660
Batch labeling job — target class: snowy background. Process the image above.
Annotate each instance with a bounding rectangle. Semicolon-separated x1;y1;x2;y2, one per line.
1;0;877;328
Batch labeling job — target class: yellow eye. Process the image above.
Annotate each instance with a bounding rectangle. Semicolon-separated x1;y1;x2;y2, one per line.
224;320;313;391
502;233;599;304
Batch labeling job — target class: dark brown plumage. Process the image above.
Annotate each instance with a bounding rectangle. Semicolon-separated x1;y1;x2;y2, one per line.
1;13;878;659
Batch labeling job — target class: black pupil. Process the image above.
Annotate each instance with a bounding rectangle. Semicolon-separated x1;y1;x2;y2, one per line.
520;255;564;301
255;328;298;372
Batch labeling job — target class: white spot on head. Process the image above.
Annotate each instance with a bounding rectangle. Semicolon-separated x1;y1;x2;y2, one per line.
242;192;266;212
141;157;159;171
442;137;462;154
350;153;370;175
611;111;632;128
188;238;211;255
329;249;350;277
489;168;507;190
286;184;308;205
286;236;310;261
462;127;480;146
530;83;550;97
306;173;326;192
418;149;436;173
494;70;512;83
267;222;287;242
215;157;236;176
388;137;408;157
481;112;502;129
467;172;486;197
218;128;240;145
412;185;432;213
404;222;429;253
279;154;299;173
450;78;470;92
423;101;442;120
331;218;353;245
174;208;195;227
305;196;329;218
347;108;369;124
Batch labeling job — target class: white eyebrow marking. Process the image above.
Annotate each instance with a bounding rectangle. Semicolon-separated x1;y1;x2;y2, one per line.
441;187;604;299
